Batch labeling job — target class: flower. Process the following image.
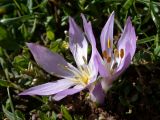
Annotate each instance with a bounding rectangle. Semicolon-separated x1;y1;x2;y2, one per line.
96;12;137;92
19;15;99;101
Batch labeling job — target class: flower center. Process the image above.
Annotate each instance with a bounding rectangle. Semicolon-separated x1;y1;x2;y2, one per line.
77;65;90;86
102;48;125;74
62;64;90;86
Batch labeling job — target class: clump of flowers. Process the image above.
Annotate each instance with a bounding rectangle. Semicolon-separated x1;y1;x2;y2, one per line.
20;12;137;104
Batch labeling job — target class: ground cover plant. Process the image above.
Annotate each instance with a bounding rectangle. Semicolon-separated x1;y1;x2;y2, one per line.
0;0;160;120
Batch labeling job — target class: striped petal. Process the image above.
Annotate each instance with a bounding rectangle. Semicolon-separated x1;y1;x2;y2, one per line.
95;54;110;78
27;43;75;78
116;17;137;74
81;14;99;83
53;85;84;101
100;12;114;56
69;17;88;67
90;82;105;104
19;79;75;96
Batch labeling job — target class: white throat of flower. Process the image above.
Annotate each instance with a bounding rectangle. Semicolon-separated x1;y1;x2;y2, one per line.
59;58;91;86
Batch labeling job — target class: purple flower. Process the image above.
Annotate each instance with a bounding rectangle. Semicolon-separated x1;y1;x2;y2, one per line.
19;16;99;101
96;12;137;92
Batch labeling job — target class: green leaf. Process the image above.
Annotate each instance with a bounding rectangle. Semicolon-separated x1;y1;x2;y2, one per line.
154;46;160;57
2;105;15;120
0;15;34;24
39;111;50;120
47;30;55;41
13;55;29;71
150;1;160;31
137;36;155;44
121;0;134;12
0;79;13;87
0;24;19;50
27;0;33;13
61;105;72;120
50;39;62;52
2;105;22;120
15;110;25;120
51;112;57;120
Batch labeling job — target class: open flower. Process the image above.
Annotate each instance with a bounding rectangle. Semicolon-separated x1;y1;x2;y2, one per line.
96;12;137;92
19;16;99;101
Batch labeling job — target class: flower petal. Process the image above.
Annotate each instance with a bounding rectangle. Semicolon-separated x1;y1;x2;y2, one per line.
101;78;113;92
117;17;136;56
81;13;96;49
69;17;88;67
90;82;105;104
100;11;114;55
81;14;99;83
130;25;137;58
95;54;110;78
53;85;84;101
27;43;74;78
19;79;75;95
115;42;132;78
116;17;136;75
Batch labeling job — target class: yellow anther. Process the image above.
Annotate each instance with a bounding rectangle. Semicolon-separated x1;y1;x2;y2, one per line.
107;38;111;48
120;49;124;58
114;49;119;58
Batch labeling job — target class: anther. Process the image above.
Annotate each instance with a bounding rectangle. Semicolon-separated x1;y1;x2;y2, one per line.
120;49;124;58
107;38;111;48
111;62;118;70
114;49;119;58
103;51;111;63
107;56;111;63
102;51;108;58
82;56;87;64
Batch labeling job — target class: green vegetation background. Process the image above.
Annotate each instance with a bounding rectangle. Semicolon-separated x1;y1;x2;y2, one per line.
0;0;160;119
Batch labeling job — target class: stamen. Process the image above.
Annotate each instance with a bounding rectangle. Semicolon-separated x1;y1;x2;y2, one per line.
82;56;87;64
114;49;119;58
103;51;111;63
102;51;108;58
107;38;111;48
120;49;124;58
107;56;111;63
111;62;118;70
58;64;79;76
